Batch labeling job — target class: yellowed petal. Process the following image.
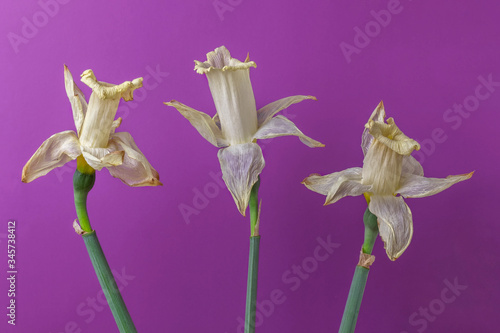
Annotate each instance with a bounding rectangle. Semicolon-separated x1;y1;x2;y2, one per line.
22;131;81;183
107;132;162;187
64;65;87;136
397;172;473;198
369;195;413;261
165;100;227;147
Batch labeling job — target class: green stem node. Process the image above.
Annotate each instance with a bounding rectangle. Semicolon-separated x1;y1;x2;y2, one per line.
339;207;379;333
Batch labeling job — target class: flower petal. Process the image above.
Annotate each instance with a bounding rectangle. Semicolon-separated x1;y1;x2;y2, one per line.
81;146;124;171
194;46;257;74
369;195;413;261
165;100;227;147
361;101;386;156
397;172;473;198
106;132;162;187
253;115;324;148
22;131;81;183
79;70;143;149
80;70;143;101
110;117;122;135
217;143;265;215
256;95;317;127
402;155;424;176
302;167;371;205
64;65;87;136
367;117;420;156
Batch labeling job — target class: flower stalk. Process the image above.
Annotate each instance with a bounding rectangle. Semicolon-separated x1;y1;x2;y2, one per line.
73;157;137;333
339;207;378;333
245;179;261;333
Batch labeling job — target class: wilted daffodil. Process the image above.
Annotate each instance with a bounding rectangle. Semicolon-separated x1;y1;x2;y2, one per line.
22;65;161;187
166;46;323;215
303;101;472;260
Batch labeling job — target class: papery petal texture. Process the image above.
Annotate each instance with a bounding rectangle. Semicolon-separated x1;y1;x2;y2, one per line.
369;195;413;260
257;95;316;127
397;172;473;198
204;65;258;145
218;143;265;215
165;100;227;147
194;46;257;74
302;167;371;205
79;70;143;149
402;155;424;176
107;132;162;187
81;146;124;171
367;117;420;156
64;65;87;136
362;140;403;194
22;130;81;183
253;115;324;148
361;101;386;156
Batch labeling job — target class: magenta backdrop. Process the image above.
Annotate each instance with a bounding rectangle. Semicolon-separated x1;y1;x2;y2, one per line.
0;0;497;332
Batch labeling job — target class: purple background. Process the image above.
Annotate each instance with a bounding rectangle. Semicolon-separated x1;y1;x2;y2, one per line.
0;0;498;332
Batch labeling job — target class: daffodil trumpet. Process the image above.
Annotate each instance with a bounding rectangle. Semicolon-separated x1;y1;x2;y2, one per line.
22;66;162;333
303;101;472;332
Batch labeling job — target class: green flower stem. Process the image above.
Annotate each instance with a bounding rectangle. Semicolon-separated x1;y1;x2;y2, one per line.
245;179;261;333
245;236;260;333
339;207;379;333
82;231;137;333
74;167;136;333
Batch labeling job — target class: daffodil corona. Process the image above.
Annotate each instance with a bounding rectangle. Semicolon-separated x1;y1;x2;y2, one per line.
166;46;323;215
303;101;472;260
22;65;161;187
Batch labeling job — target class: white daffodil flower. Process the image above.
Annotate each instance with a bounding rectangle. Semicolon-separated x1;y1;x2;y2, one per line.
22;65;161;187
166;46;323;215
303;101;472;260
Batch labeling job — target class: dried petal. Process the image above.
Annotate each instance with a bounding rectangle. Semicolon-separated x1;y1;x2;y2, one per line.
107;132;162;187
369;195;413;261
22;131;81;183
217;143;265;215
253;115;324;148
165;100;227;147
397;172;474;198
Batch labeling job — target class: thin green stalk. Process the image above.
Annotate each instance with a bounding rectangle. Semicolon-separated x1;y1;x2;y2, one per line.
82;231;137;333
245;236;260;333
74;164;137;333
339;207;378;333
245;179;261;333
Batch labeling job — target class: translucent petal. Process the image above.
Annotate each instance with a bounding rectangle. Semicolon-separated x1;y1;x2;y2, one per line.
397;172;473;198
402;155;424;176
79;70;142;148
22;131;81;183
302;167;370;205
253;115;324;148
205;68;258;144
64;65;87;136
361;101;386;156
107;132;162;187
369;195;413;261
165;100;228;147
194;46;257;74
257;95;316;127
81;146;124;171
367;117;420;156
217;143;265;215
